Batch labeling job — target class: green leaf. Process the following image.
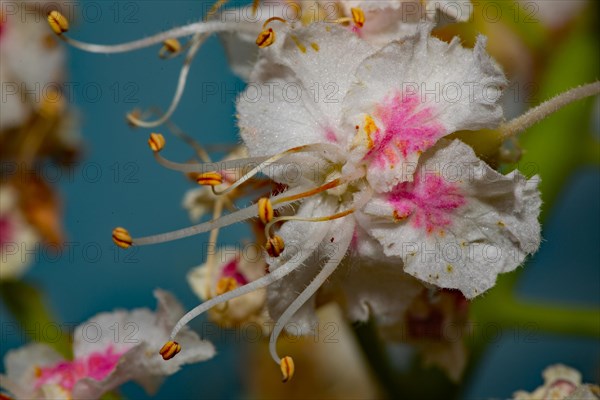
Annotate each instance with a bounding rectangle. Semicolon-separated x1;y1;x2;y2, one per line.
0;280;72;358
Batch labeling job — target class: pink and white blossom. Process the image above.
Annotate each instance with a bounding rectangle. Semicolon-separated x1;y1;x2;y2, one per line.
0;290;214;399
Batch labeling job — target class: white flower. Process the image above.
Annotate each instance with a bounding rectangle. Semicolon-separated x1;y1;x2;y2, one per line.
188;246;270;330
0;290;214;399
513;364;600;400
0;0;66;131
121;23;540;380
0;185;39;280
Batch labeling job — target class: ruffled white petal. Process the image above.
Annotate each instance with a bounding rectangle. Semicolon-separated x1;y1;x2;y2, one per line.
343;23;506;191
327;227;424;326
238;24;375;156
361;140;541;298
69;290;214;397
1;343;64;399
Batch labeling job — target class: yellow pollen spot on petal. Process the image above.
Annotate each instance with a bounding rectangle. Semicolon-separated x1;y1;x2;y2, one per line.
350;7;365;28
497;220;505;227
196;172;223;186
291;35;307;53
256;28;276;48
47;11;69;35
148;133;166;152
393;210;409;222
364;115;378;149
310;42;320;52
446;264;454;273
216;277;238;295
258;197;274;225
159;341;181;360
266;235;285;257
112;227;132;249
280;356;295;383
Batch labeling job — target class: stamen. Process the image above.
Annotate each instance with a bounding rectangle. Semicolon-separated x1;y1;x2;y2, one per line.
268;220;355;368
215;277;238;295
272;167;364;206
153;150;269;174
165;220;332;342
256;28;275;48
148;133;166;152
125;144;345;247
196;172;224;186
280;356;295;383
258;198;274;224
256;17;287;48
112;227;132;249
126;35;206;128
264;209;354;239
263;17;287;29
159;341;181;360
500;81;600;138
47;11;69;35
265;235;285;257
53;19;255;54
158;38;182;58
211;143;343;196
350;7;365;28
127;0;229;126
128;184;313;246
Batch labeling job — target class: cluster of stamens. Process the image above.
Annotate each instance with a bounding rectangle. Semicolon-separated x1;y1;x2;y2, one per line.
254;6;366;49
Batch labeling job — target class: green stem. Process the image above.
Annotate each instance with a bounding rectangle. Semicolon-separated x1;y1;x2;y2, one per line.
471;293;600;339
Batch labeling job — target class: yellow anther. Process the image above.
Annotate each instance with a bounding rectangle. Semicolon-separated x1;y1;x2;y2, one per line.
215;276;238;295
252;0;261;15
159;341;181;360
196;172;223;186
280;356;295;383
351;7;365;28
265;235;285;257
112;227;132;249
47;11;69;35
162;38;181;54
148;133;166;152
256;28;275;48
257;197;274;225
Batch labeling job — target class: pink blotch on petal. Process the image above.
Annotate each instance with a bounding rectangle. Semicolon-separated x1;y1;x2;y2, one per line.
221;258;249;286
365;93;445;168
387;174;466;234
35;347;125;391
324;127;338;143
